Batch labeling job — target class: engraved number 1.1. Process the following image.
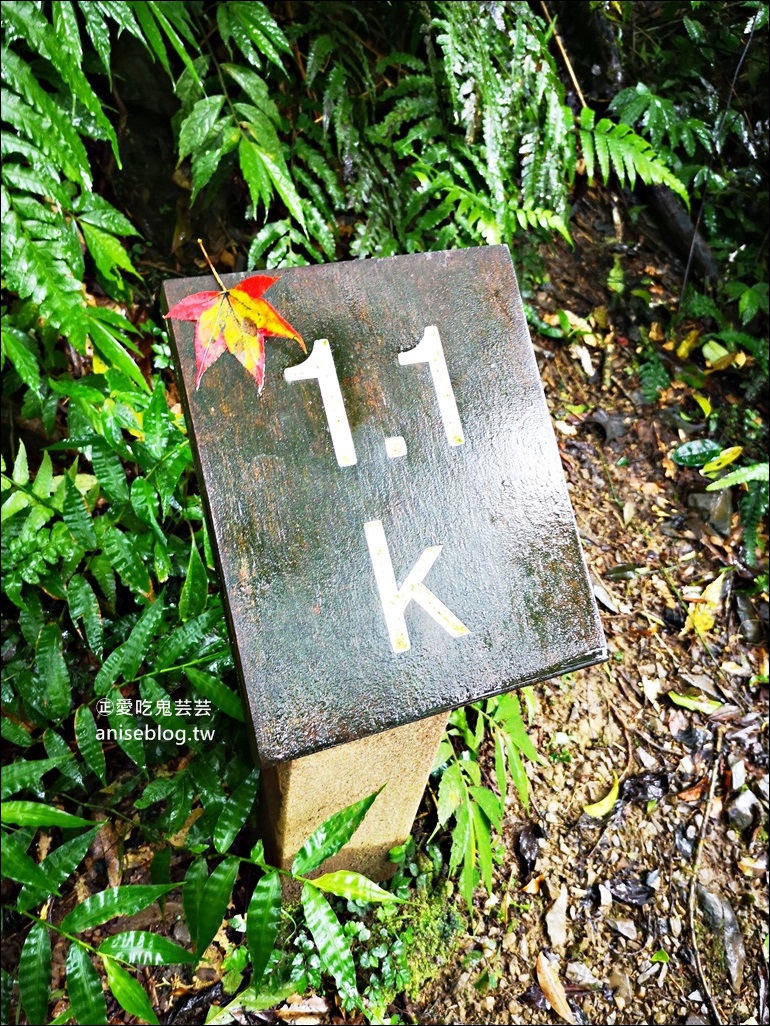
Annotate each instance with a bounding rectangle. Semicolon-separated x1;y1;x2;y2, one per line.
284;326;463;467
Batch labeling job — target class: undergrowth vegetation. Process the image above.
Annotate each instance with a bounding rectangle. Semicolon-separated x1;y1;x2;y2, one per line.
1;1;767;1023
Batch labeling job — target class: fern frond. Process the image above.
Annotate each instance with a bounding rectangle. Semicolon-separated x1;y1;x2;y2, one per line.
581;109;690;208
1;185;89;348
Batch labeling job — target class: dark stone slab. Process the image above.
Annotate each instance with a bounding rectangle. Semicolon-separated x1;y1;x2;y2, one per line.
163;246;606;765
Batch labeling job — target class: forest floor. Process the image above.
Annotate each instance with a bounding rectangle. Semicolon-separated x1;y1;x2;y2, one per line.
394;192;769;1026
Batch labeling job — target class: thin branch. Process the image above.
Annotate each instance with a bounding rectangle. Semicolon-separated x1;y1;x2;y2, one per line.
687;726;726;1026
539;1;587;109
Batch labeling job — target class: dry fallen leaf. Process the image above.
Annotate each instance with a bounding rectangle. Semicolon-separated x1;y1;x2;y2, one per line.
583;771;620;818
536;951;575;1024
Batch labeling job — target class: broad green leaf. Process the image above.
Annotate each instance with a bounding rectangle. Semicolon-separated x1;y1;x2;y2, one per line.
183;858;207;951
131;478;164;541
61;476;96;548
67;945;107;1026
2;325;41;394
292;789;381;877
119;593;165;682
468;785;503;833
1;801;92;828
75;706;107;784
61;884;177;933
459;811;477;910
470;802;493;893
179;536;208;621
1;489;30;523
44;729;84;790
311;871;403;904
2;832;58;891
75;194;139;236
101;524;153;600
88;313;149;393
195;857;240;958
494;731;507;810
506;736;531;814
214;768;259;853
17;828;100;911
102;958;159;1026
34;623;71;719
99;931;194;965
142;380;172;460
68;576;103;658
437;761;464;826
246;870;282;991
107;707;146;769
1;757;65;799
19;922;51;1026
301;884;358;1006
185;667;244;721
178;95;225;160
583;772;620;818
495;693;542;763
448;799;470;876
87;437;129;505
671;439;723;467
81;221;138;284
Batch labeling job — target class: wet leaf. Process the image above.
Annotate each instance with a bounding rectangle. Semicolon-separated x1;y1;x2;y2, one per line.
67;945;107;1025
165;267;304;392
671;439;722;467
535;952;575;1024
247;870;282;992
620;772;669;804
103;958;159;1026
61;884;177;933
608;874;655;907
291;789;381;877
582;772;619;818
1;801;92;828
516;823;541;876
311;870;403;903
702;445;742;474
99;931;194;964
214;768;259;853
19;922;51;1026
301;884;358;1007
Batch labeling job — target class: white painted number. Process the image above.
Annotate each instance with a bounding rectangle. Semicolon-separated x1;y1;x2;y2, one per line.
364;519;470;654
398;325;464;447
284;338;357;467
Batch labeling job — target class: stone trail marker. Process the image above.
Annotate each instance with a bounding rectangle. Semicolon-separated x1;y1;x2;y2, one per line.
163;246;606;876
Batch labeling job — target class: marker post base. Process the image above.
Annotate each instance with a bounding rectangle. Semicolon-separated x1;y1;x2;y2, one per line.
259;712;449;886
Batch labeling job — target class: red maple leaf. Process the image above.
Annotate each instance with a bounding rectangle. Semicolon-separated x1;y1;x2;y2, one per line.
166;259;304;392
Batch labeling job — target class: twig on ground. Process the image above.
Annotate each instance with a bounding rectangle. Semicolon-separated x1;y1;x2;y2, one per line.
687;725;726;1026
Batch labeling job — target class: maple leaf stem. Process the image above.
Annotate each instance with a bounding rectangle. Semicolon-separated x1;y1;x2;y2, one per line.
197;238;228;291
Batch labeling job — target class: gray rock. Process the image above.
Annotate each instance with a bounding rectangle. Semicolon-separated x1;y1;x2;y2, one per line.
697;885;745;993
727;789;760;832
687;489;733;535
